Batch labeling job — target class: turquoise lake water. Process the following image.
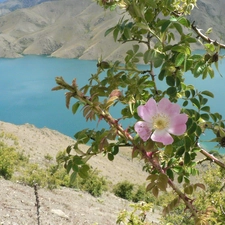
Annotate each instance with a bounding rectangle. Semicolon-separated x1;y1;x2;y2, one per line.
0;54;225;153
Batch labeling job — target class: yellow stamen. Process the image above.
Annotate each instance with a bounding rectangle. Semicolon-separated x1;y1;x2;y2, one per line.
153;114;169;130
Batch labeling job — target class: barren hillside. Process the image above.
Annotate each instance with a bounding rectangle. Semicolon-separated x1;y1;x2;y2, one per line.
0;0;224;60
0;121;162;224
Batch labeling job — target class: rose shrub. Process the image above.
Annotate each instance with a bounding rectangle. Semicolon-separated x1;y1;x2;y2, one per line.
53;0;225;224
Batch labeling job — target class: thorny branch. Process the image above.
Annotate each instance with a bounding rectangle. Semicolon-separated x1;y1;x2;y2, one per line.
53;76;207;219
191;21;225;49
197;143;225;169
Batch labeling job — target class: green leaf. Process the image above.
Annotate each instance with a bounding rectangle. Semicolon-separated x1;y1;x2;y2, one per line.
183;100;188;107
154;57;164;68
210;113;217;122
184;152;191;165
166;76;175;86
184;136;191;151
194;183;205;190
112;145;119;155
113;27;119;42
146;182;155;191
176;146;185;157
195;125;202;136
143;49;152;64
173;22;183;35
135;22;150;31
194;62;207;77
158;70;165;81
133;44;139;53
177;175;183;183
72;164;79;172
175;53;185;67
123;27;131;39
215;61;222;77
201;106;210;112
108;153;114;161
66;145;71;154
147;174;158;182
66;160;73;174
166;169;174;180
73;155;84;165
188;122;197;134
185;59;193;71
182;36;197;44
190;88;195;97
105;26;115;36
184;185;193;195
152;186;159;197
70;171;77;184
215;112;222;120
72;102;81;114
202;68;208;79
170;17;177;22
78;164;90;179
166;87;177;96
105;96;118;109
178;17;190;27
201;90;214;98
161;20;171;32
208;66;215;78
190;98;200;109
201;113;210;121
157;180;167;191
205;27;213;35
171;45;190;55
185;90;190;98
164;145;173;157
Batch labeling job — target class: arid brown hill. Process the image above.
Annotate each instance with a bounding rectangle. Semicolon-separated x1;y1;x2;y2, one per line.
0;0;224;59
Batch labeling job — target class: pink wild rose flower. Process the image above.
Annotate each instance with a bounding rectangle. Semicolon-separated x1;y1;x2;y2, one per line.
134;98;188;145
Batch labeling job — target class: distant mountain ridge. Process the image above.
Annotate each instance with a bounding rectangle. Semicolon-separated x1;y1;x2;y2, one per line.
0;0;55;15
0;0;224;60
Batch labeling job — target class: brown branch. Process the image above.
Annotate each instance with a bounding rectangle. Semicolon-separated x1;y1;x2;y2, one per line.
197;143;225;169
143;151;198;218
53;77;199;219
191;21;225;49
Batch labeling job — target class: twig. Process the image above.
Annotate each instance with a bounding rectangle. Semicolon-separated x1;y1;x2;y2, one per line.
197;143;225;169
191;21;225;49
33;183;41;225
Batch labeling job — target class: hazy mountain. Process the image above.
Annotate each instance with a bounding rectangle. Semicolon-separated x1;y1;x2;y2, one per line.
191;0;225;42
0;0;55;16
0;0;224;60
0;0;131;60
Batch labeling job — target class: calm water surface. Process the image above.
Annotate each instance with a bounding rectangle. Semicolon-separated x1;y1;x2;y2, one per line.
0;55;225;153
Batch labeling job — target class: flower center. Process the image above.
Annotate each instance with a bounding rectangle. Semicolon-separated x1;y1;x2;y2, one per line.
152;114;169;130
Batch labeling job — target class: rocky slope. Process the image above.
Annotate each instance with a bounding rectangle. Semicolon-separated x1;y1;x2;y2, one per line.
0;0;224;60
0;121;161;224
0;0;130;60
0;121;148;185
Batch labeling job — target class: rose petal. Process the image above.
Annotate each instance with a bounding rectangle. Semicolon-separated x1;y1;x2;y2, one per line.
134;121;152;141
137;98;157;122
168;114;188;135
158;98;180;116
151;129;174;145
